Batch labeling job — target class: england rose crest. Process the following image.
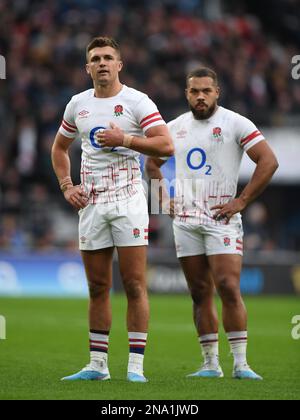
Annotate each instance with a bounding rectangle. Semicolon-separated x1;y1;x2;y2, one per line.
212;127;223;142
133;228;140;239
114;105;123;117
224;237;231;247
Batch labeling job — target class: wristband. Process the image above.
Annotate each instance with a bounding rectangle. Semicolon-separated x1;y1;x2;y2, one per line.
59;176;73;193
123;134;134;148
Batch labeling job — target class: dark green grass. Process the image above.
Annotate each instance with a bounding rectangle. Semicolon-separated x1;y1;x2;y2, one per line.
0;295;299;400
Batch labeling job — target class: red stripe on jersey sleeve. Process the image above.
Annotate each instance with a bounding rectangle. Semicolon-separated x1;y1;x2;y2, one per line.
141;117;163;129
62;122;76;134
63;119;77;130
140;112;160;125
240;130;261;146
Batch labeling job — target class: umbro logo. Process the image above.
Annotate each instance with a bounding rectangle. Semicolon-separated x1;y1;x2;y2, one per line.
78;110;90;118
176;130;187;139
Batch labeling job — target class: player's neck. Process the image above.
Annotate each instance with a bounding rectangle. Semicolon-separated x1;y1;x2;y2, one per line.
93;81;123;98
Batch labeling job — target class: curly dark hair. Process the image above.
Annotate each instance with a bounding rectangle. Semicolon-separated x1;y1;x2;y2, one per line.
186;67;218;86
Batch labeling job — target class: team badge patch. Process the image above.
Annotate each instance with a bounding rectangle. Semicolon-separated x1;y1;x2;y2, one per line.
224;237;231;247
212;127;223;142
114;105;124;117
133;228;140;239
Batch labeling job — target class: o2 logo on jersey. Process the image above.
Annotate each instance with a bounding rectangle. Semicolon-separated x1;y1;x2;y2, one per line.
90;126;105;149
187;148;212;175
89;126;117;152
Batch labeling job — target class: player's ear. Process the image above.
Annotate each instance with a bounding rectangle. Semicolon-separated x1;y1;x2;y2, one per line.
216;86;220;99
86;63;91;75
118;60;123;72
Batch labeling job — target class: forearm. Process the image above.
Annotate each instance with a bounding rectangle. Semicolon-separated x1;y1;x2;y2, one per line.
128;135;174;157
97;123;174;157
211;141;278;223
51;145;73;186
238;159;277;207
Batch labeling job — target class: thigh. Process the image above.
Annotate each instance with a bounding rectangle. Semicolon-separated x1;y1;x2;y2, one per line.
81;247;115;288
117;246;147;284
208;254;242;288
173;221;205;258
179;255;213;291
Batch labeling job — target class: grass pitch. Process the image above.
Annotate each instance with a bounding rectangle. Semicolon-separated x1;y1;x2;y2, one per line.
0;295;299;400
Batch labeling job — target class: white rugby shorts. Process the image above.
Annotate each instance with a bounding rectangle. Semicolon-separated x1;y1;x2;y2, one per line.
78;191;149;250
173;220;244;258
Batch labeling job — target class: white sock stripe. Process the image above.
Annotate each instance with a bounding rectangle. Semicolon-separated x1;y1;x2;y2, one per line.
90;341;108;348
199;334;219;342
128;332;148;341
89;339;109;344
227;331;248;339
89;333;109;342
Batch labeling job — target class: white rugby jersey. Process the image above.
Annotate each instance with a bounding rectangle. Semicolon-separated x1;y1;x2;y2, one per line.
167;106;265;225
59;85;165;204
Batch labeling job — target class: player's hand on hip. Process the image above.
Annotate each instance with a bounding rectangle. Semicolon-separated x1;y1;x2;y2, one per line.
96;122;124;148
163;199;175;219
211;198;246;224
64;185;89;210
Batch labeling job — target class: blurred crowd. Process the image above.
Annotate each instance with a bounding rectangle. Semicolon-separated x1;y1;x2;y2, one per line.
0;0;299;252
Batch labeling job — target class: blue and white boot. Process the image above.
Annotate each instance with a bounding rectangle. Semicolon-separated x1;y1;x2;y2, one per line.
187;362;224;379
233;364;263;380
61;361;111;381
127;372;148;383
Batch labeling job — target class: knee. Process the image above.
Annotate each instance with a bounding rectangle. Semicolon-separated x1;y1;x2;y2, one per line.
122;272;146;300
216;276;241;305
189;281;214;306
88;277;110;300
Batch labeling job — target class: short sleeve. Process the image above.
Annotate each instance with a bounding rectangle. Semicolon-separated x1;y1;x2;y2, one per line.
135;95;166;134
58;99;78;139
235;114;265;152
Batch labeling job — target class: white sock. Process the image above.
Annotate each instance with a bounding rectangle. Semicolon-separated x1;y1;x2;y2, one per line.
89;331;109;372
128;332;147;375
199;333;219;367
227;331;248;368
